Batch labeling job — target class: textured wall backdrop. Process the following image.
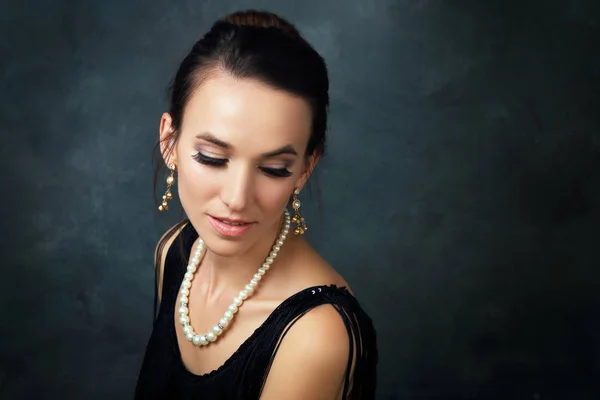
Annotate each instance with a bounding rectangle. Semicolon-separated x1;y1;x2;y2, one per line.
1;0;599;399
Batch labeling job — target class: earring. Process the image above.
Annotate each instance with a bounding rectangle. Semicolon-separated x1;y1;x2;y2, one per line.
291;188;307;235
158;163;176;212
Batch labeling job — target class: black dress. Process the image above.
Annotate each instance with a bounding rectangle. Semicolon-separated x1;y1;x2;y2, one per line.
134;221;378;399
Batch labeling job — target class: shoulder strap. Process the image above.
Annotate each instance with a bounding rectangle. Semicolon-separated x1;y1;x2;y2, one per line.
153;220;190;323
252;285;378;399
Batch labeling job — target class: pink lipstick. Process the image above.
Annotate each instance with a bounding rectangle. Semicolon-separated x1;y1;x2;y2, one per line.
207;215;254;237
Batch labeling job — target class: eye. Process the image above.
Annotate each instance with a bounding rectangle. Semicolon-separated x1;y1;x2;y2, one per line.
260;167;293;178
193;152;292;178
193;152;227;166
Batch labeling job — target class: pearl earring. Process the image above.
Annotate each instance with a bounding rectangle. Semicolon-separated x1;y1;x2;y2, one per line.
291;188;307;235
158;163;176;212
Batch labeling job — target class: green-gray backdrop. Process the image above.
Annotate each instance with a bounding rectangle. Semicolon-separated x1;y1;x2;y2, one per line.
2;0;599;399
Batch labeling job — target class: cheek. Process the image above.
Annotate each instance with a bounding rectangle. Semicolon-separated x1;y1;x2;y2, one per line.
176;160;217;203
256;179;295;214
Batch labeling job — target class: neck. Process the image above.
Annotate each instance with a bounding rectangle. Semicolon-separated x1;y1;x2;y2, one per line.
197;214;288;302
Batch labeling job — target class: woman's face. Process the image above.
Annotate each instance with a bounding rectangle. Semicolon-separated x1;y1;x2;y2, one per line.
161;72;315;256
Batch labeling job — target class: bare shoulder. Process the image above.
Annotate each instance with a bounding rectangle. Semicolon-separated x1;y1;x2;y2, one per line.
283;236;354;295
259;303;351;400
257;238;362;399
155;221;189;301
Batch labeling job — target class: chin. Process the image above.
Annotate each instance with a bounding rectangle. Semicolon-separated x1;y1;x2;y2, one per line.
198;226;258;258
204;238;253;258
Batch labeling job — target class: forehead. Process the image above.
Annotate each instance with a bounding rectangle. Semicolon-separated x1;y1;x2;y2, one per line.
181;72;312;150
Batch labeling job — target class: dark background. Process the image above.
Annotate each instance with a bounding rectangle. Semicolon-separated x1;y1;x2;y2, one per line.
1;0;599;399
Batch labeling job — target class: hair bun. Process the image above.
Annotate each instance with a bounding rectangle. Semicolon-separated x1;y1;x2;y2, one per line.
221;10;300;39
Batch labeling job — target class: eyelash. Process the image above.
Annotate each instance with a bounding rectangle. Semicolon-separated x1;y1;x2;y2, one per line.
192;152;293;178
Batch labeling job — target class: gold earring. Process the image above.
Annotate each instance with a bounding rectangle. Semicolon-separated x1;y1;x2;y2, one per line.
291;188;307;235
158;163;176;212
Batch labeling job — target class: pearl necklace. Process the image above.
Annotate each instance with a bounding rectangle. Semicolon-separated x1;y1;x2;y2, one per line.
178;209;291;347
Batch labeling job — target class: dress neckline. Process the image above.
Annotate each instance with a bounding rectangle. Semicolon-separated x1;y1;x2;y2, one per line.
167;221;352;381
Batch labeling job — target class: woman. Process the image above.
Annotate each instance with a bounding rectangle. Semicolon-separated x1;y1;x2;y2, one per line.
135;10;378;399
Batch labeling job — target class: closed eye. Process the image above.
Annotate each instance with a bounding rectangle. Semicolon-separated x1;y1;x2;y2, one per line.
260;167;293;178
193;152;293;178
193;152;227;166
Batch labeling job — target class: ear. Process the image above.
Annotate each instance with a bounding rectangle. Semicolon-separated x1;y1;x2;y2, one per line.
159;112;177;167
294;153;320;191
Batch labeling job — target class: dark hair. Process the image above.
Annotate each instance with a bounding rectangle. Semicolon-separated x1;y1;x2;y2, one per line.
152;10;330;207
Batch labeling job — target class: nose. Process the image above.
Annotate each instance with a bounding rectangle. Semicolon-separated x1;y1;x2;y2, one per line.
220;164;253;213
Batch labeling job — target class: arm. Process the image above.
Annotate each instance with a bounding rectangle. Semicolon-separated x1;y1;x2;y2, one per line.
259;304;353;400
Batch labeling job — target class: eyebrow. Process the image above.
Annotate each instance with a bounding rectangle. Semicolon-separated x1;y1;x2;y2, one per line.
196;132;298;157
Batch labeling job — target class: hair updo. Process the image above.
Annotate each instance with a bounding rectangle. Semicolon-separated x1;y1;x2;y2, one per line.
222;10;300;38
153;9;330;195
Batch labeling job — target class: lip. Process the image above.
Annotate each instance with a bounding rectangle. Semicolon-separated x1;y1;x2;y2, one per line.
214;216;253;224
207;215;255;237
